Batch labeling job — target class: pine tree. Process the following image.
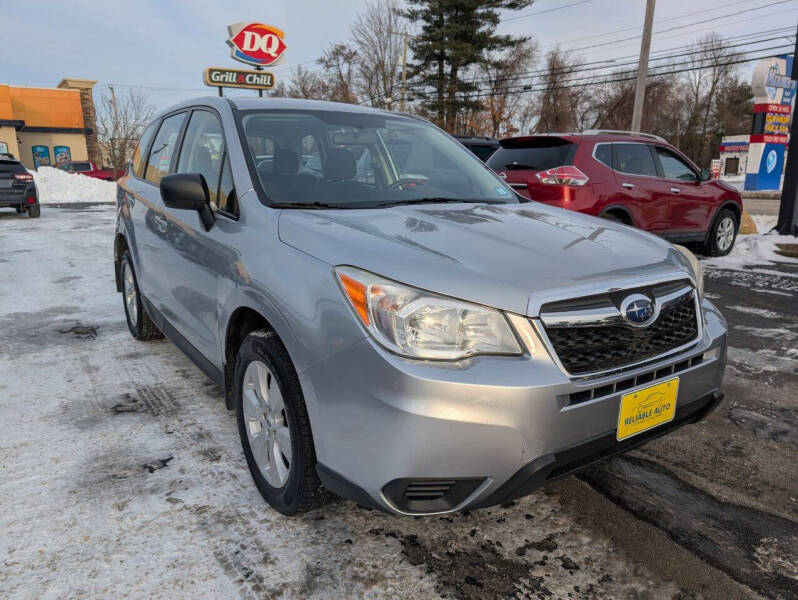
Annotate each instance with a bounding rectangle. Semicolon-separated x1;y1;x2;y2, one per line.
401;0;532;132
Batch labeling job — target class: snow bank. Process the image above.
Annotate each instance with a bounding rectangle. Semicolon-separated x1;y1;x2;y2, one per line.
704;215;798;270
30;166;116;204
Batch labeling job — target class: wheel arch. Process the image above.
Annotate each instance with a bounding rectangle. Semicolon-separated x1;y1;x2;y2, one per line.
223;305;288;410
713;199;742;228
599;205;635;226
114;233;129;292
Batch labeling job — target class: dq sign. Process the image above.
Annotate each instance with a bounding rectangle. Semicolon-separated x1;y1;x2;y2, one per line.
227;23;287;67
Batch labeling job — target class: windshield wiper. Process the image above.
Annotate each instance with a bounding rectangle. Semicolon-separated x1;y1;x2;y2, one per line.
269;201;357;210
372;197;501;208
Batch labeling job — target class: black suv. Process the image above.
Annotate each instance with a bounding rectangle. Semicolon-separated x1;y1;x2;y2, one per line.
0;159;39;218
454;136;500;162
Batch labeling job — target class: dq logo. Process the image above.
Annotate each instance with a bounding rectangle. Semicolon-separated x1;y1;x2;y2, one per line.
227;23;287;67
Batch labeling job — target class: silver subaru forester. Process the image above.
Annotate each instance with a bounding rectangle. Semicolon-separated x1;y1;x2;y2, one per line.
115;97;727;516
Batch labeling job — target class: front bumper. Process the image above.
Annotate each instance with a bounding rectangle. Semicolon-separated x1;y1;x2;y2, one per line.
300;299;727;515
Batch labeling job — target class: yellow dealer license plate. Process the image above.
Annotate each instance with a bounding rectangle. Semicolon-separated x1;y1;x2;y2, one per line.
617;378;678;440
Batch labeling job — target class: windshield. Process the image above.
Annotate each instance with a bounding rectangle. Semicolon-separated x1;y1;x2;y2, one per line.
238;109;516;208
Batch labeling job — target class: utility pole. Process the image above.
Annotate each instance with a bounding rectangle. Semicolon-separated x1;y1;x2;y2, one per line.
108;84;119;170
390;31;411;112
631;0;656;132
775;25;798;236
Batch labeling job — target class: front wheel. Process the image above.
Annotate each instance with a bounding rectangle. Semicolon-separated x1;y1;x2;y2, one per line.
704;208;738;256
119;250;163;340
235;330;322;515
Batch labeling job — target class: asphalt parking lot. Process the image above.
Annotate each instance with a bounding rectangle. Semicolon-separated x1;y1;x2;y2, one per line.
1;205;796;600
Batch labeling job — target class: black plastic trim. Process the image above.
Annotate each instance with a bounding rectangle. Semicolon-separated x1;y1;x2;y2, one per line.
141;296;224;387
316;462;387;512
382;477;485;514
473;390;724;508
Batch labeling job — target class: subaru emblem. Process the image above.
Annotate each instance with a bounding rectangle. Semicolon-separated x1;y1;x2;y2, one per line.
620;294;656;327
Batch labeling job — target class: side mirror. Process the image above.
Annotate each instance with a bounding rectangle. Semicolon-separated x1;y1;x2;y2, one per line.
160;173;215;230
699;168;711;182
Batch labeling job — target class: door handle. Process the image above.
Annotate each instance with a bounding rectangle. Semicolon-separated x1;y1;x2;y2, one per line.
622;182;635;189
670;187;680;194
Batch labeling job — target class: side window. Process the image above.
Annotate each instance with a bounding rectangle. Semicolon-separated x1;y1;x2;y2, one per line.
176;110;224;208
654;147;697;181
218;154;238;217
73;162;91;172
132;121;158;177
594;143;613;168
145;112;186;185
613;143;657;177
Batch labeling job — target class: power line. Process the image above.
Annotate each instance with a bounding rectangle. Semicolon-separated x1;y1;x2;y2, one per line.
407;50;794;101
536;0;757;48
561;0;797;54
502;0;597;22
450;27;796;86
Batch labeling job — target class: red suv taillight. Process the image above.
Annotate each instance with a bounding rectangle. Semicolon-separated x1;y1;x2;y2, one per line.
13;173;33;182
535;166;589;186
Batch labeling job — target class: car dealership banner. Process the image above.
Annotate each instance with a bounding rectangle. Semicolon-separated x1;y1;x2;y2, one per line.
745;54;795;191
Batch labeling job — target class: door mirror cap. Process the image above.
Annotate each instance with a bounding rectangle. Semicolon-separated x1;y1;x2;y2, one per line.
160;173;216;230
699;168;711;182
161;173;210;209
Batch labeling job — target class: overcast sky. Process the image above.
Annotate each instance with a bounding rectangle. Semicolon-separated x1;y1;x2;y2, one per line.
3;0;797;110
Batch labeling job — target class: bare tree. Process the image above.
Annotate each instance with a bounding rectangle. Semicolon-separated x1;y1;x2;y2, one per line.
534;48;584;133
286;66;327;99
318;43;359;104
351;0;407;109
479;40;537;137
95;87;155;171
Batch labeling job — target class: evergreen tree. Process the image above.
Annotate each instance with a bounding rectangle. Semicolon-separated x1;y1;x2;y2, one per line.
401;0;532;132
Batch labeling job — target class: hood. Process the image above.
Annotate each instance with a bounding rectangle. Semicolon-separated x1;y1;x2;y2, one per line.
278;202;693;316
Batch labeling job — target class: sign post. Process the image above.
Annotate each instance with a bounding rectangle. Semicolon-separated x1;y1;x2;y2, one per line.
776;28;797;236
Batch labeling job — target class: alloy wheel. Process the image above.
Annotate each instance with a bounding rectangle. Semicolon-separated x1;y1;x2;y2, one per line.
716;216;735;252
122;262;138;328
242;360;292;488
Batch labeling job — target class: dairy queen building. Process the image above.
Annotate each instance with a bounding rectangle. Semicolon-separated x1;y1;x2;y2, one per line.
0;78;101;170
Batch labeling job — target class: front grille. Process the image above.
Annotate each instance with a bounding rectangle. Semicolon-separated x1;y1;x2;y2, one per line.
543;291;698;376
567;353;704;406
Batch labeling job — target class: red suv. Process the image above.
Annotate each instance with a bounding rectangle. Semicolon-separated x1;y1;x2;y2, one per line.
486;131;743;256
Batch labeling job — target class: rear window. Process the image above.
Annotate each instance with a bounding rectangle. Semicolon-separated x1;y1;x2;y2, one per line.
0;160;26;174
465;144;498;162
487;138;576;171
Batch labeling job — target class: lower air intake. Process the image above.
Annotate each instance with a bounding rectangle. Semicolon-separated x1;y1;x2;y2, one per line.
382;477;485;514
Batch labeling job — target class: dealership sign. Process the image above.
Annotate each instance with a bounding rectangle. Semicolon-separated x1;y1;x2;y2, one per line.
226;23;287;67
204;68;274;90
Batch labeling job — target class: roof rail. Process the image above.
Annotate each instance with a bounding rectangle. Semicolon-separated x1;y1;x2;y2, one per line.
581;129;666;143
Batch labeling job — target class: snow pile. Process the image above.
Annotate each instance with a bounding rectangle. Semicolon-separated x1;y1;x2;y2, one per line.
30;166;117;204
704;215;798;270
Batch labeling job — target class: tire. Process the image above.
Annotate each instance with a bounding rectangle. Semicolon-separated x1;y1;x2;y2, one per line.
703;208;738;257
601;212;624;224
15;206;23;214
119;250;163;340
235;330;322;515
27;204;40;218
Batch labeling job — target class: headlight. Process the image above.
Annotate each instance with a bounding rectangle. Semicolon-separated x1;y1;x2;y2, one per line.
674;244;704;299
335;266;522;360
